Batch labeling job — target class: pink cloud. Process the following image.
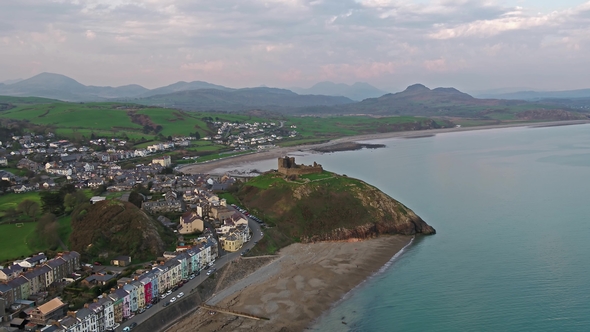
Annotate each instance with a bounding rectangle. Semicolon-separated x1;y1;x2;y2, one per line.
320;61;396;80
180;60;225;73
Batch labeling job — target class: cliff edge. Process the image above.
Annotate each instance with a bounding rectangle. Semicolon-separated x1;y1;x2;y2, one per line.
236;171;435;252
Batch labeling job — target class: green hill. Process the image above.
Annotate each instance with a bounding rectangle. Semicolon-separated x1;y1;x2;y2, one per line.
0;102;218;139
69;200;176;262
236;171;435;254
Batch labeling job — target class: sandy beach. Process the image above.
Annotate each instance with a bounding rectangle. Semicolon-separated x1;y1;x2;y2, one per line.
167;235;412;331
179;120;590;175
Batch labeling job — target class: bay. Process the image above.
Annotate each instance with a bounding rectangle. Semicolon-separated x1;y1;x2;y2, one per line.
218;124;590;331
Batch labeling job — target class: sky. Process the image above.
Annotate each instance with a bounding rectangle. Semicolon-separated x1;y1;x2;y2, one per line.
1;0;590;93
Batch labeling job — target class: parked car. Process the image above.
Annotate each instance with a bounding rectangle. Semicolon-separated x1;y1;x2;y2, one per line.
177;292;184;298
146;304;152;309
138;307;146;314
170;297;177;303
189;274;195;280
130;322;137;329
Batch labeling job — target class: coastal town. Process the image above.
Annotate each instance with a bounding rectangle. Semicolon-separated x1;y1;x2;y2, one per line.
0;129;270;331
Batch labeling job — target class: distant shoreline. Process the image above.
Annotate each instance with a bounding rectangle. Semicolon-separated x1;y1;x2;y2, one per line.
180;119;590;175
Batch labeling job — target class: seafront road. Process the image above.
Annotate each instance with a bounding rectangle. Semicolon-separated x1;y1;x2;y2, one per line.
114;217;263;332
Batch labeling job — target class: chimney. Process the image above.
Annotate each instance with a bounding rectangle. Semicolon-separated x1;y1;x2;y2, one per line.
67;311;76;318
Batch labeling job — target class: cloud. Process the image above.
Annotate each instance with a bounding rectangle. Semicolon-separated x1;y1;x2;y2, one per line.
1;0;590;90
321;61;397;80
429;11;557;39
181;61;225;72
85;30;96;40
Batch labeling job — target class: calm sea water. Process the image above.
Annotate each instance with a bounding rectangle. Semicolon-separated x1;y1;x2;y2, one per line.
225;124;590;331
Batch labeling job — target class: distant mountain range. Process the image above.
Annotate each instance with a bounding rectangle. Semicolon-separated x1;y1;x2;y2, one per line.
295;83;572;117
134;87;354;111
290;81;388;101
0;73;149;101
0;73;374;108
0;78;23;85
1;73;587;119
477;89;590;101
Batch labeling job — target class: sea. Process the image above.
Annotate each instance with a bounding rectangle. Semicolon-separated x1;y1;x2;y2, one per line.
217;123;590;332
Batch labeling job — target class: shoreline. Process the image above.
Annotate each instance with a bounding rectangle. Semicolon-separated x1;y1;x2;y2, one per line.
179;120;590;175
168;235;413;331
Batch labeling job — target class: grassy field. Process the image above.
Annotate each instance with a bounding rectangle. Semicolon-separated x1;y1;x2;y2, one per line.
218;192;241;206
0;222;37;261
0;192;42;218
288;115;441;138
0;96;61;105
0;215;73;262
0;101;285;141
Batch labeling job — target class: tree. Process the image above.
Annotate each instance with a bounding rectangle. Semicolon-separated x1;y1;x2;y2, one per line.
36;213;59;249
193;131;201;139
128;191;144;209
17;199;40;220
40;191;65;215
64;191;88;212
160;167;174;174
4;206;17;220
0;179;11;193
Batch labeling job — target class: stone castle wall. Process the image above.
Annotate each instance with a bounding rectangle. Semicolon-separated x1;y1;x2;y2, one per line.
277;157;323;176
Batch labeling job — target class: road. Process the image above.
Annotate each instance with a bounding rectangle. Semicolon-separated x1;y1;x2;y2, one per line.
115;217;263;332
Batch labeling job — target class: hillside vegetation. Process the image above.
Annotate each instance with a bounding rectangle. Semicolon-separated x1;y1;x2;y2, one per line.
69;200;176;262
236;171;435;254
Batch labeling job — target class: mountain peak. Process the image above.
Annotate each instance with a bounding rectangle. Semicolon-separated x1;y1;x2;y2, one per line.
13;72;85;89
405;84;430;92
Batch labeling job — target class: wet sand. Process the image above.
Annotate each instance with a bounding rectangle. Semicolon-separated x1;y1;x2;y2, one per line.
168;236;412;332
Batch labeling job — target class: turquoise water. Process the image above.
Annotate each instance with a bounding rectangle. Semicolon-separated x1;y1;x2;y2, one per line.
231;124;590;331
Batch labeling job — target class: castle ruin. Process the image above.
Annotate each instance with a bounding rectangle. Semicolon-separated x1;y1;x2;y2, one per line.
277;157;323;176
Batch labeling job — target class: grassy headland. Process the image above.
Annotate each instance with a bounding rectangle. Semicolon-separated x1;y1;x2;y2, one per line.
236;171;435;255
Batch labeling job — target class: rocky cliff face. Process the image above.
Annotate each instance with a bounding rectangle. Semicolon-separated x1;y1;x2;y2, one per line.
238;172;435;249
301;181;435;242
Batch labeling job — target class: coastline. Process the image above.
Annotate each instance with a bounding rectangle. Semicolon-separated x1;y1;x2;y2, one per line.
167;235;413;331
179;120;590;175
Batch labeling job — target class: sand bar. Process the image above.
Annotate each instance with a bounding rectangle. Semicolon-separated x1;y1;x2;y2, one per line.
180;120;590;175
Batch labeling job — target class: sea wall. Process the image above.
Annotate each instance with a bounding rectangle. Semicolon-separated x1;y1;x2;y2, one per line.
132;290;203;332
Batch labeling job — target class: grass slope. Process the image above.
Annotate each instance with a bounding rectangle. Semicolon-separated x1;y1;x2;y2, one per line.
0;95;61;105
238;171;433;254
0;216;72;262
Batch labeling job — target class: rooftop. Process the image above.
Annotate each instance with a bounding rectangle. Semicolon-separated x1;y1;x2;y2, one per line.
37;297;66;315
